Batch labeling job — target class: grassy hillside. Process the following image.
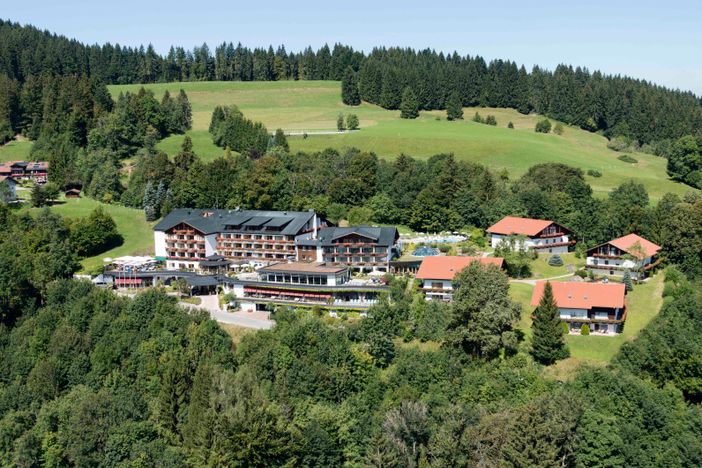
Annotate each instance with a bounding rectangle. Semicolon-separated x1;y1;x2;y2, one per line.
510;271;666;378
108;80;693;201
21;195;154;272
0;139;32;163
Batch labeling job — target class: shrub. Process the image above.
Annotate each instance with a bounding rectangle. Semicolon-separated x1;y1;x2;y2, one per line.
472;112;483;123
484;115;497;126
535;119;552;133
580;324;590;335
587;169;602;178
575;269;588;278
346;113;359;130
548;254;564;267
507;121;514;129
553;123;564;135
562;322;570;334
617;154;638;164
336;113;345;131
607;135;635;152
574;243;586;259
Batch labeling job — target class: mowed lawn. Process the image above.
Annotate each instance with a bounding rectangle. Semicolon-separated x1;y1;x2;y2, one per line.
21;195;154;272
511;271;666;379
108;80;694;201
0;139;33;163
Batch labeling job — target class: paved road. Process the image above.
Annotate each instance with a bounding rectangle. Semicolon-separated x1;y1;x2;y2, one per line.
180;295;274;330
284;130;357;136
114;289;274;330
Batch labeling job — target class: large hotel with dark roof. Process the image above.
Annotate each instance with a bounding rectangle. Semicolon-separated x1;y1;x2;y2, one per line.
153;208;400;272
153;208;328;270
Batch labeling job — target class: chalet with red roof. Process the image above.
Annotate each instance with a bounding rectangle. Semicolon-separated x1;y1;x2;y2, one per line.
586;234;661;280
487;216;574;254
531;281;627;335
0;161;49;183
416;256;504;301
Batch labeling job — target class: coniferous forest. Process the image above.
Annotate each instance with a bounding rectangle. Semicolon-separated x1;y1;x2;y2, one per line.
2;17;702;466
1;18;701;148
1;201;702;465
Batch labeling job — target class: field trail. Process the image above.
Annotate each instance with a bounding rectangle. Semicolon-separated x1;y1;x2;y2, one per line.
99;80;696;202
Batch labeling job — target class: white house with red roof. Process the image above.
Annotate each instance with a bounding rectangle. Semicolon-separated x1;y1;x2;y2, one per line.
585;234;661;280
416;256;504;301
487;216;574;254
531;281;627;335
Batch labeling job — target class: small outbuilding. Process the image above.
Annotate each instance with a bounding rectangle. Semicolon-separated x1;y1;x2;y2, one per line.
65;188;81;198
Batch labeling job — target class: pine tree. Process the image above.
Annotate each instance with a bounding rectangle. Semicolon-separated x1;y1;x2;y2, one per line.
400;87;419;119
336;113;345;131
143;180;159;221
157;358;187;440
341;66;360;105
30;184;46;207
182;364;214;452
446;91;463;121
531;281;569;365
272;128;289;151
623;269;633;291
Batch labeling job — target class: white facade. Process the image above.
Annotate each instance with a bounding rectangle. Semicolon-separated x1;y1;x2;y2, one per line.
204;234;218;257
559;306;624;335
585;256;653;279
421;279;455;301
490;233;571;254
154;231;167;258
559;307;588;319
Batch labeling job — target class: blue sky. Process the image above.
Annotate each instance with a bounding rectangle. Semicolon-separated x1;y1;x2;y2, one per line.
8;0;702;94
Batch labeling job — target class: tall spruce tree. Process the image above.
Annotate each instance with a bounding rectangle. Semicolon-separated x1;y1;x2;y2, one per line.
143;180;159;221
400;87;419;119
446;91;463;121
623;269;633;291
341;66;361;105
530;281;569;364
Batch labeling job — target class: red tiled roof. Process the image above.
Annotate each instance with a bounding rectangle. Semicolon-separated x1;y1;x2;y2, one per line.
486;216;555;236
531;281;625;310
416;256;504;280
608;234;661;259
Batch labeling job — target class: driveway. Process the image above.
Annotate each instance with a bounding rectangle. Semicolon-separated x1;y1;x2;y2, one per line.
510;273;575;286
180;294;274;330
113;289;274;330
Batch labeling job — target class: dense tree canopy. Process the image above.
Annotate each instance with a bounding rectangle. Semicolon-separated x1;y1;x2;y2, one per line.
1;19;700;146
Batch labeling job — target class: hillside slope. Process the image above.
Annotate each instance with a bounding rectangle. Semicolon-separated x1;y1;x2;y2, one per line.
95;80;697;200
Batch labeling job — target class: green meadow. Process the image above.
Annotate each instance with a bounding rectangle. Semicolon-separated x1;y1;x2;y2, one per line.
21;195;154;273
108;80;694;201
510;271;665;377
0;139;32;163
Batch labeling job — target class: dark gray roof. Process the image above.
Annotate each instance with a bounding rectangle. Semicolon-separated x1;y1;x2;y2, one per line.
296;226;399;247
185;276;219;287
154;208;316;236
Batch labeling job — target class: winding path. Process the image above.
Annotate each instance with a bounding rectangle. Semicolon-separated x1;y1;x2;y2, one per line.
509;273;575;286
